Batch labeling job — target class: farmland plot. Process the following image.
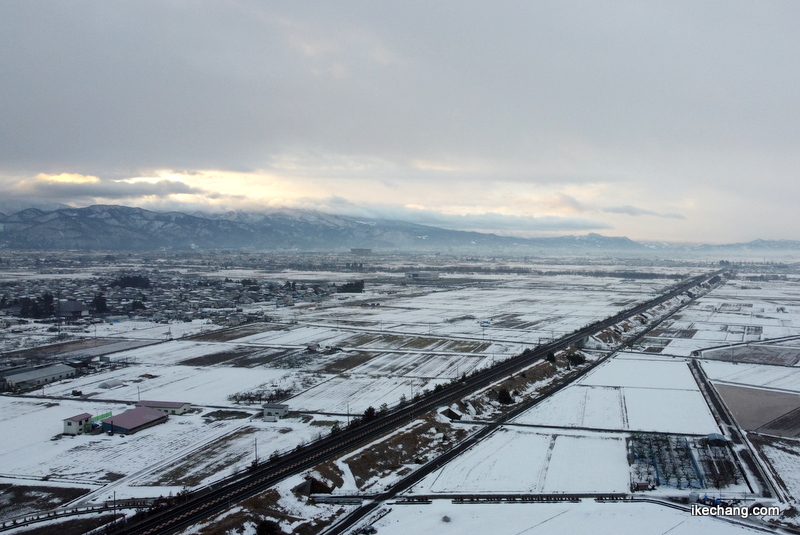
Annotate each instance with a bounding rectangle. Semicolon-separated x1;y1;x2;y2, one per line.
703;361;800;393
287;375;448;413
371;500;763;535
640;279;800;357
515;355;719;435
416;427;629;494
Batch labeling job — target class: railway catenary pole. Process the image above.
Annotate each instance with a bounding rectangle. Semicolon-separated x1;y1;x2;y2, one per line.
109;270;723;535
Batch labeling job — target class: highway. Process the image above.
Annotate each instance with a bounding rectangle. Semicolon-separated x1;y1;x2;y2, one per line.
107;270;720;535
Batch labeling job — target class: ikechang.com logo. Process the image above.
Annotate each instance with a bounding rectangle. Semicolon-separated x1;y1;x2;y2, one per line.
690;504;780;518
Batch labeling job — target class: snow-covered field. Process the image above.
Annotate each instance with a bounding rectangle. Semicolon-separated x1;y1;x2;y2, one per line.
0;396;336;499
640;279;800;357
370;500;765;535
39;364;290;406
288;375;448;414
514;354;720;435
703;361;800;393
297;275;674;345
0;267;723;523
751;436;800;503
413;427;630;494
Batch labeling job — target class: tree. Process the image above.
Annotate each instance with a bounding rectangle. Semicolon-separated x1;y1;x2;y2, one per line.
566;352;586;366
92;292;108;313
39;292;55;317
330;422;341;435
256;520;281;535
363;406;377;421
546;351;556;363
497;388;514;405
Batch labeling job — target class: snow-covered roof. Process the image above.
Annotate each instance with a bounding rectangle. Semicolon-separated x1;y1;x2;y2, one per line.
100;407;166;431
5;364;74;383
64;412;92;422
136;400;190;409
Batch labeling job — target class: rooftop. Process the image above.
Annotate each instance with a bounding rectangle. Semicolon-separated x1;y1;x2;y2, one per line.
64;412;92;422
136;400;190;409
100;406;166;431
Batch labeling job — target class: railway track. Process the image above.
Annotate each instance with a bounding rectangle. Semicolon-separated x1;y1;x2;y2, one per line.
105;270;720;535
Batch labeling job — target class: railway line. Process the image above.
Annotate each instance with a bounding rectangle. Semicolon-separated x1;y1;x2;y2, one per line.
105;270;720;535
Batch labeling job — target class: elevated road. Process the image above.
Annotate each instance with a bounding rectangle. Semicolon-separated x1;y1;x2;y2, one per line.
108;270;720;535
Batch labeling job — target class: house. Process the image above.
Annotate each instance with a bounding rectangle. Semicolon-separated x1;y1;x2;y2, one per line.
100;407;167;434
2;364;76;390
63;413;92;435
263;403;289;422
136;400;192;415
56;298;89;318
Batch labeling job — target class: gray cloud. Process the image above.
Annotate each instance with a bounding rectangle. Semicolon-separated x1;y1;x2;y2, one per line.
17;179;203;199
304;198;610;234
0;2;798;240
603;205;685;219
3;176;247;207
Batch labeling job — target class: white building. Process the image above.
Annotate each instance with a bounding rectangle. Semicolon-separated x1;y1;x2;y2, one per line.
136;400;192;415
63;413;92;435
263;403;289;422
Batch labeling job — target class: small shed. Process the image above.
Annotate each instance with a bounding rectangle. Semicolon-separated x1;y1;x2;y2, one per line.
136;400;192;415
263;403;289;422
100;407;167;435
63;413;92;435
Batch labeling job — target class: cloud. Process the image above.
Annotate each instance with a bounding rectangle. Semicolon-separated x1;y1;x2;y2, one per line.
603;205;685;219
4;174;250;208
301;199;610;234
1;3;799;241
541;193;586;214
36;173;100;184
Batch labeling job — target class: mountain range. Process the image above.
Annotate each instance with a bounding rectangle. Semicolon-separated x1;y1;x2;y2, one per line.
0;205;797;257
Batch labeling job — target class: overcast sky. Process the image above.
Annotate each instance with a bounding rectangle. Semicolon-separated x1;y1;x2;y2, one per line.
1;1;798;243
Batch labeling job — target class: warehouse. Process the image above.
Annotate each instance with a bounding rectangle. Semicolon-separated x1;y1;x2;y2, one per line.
136;400;192;415
100;406;167;435
2;364;76;390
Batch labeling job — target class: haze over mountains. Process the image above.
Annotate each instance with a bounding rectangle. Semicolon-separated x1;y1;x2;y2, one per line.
0;205;797;257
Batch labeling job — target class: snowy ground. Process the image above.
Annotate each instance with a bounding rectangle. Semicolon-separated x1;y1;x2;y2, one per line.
514;354;720;435
639;278;800;357
288;375;448;414
39;364;291;406
0;395;342;503
371;500;766;535
411;427;631;495
703;361;800;394
0;268;713;520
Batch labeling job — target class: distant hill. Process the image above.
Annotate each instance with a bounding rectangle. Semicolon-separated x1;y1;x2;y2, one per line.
0;205;646;252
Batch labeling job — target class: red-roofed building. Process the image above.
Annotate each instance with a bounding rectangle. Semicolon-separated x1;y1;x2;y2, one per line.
100;407;167;435
63;412;92;435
